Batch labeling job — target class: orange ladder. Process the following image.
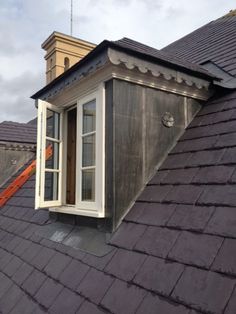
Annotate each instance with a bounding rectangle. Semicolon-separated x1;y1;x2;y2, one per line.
0;145;52;207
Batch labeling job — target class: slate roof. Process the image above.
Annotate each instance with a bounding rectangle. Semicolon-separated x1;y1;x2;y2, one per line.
0;121;37;144
162;13;236;77
0;88;236;313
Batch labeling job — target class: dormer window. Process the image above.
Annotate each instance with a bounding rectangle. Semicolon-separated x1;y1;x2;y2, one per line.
36;84;105;217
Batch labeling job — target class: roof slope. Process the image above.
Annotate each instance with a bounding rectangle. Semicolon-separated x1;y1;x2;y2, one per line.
162;13;236;77
0;89;236;313
0;121;37;144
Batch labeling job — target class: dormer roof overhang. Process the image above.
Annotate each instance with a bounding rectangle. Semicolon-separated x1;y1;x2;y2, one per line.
32;38;218;102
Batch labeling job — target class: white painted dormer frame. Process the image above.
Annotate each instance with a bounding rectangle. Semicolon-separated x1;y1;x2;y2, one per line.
35;100;64;209
35;84;105;218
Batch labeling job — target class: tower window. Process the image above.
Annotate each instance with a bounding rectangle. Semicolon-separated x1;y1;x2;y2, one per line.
64;57;70;71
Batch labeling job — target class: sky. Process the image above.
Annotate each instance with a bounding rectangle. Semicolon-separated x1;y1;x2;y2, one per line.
0;0;235;123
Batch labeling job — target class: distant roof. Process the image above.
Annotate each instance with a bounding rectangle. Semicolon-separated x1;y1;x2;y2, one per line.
162;11;236;77
32;37;216;99
1;88;236;313
0;121;37;144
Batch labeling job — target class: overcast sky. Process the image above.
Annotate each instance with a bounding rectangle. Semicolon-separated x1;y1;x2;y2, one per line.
0;0;235;123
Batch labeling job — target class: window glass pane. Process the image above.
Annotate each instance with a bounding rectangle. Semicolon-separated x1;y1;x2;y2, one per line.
82;169;95;201
46;109;60;139
83;100;96;134
44;172;59;201
82;134;95;167
45;140;59;170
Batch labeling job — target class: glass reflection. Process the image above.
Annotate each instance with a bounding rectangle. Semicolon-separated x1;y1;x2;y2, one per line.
82;169;95;201
44;172;59;201
83;100;96;134
82;134;95;167
46;109;60;139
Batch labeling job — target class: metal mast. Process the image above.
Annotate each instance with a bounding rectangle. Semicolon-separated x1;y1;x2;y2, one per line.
70;0;73;36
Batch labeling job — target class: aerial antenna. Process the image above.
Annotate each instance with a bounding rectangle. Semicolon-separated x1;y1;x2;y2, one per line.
70;0;73;36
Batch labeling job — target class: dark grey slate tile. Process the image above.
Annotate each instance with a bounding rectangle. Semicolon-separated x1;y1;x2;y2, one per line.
187;149;225;167
197;102;226;116
161;168;199;184
30;232;44;244
0;231;8;242
9;295;38;314
77;301;105;314
215;132;236;148
21;242;43;263
3;255;22;277
44;252;72;279
198;185;236;207
177;136;219;152
164;185;203;204
82;248;116;271
13;220;30;235
167;205;214;231
49;288;83;314
14;238;31;256
135;226;179;258
0;273;13;298
148;170;169;184
0;251;14;270
138;185;173;202
31;306;46;314
160;153;192;170
225;287;236;314
192;165;234;184
30;210;50;225
190;109;234;127
35;278;63;309
66;246;86;261
135;203;176;226
229;167;236;183
31;246;55;270
180;126;211;141
6;236;22;253
101;279;146;314
109;222;146;249
168;231;223;268
205;206;236;237
59;259;90;290
105;248;146;281
212;239;236;276
134;256;184;296
0;284;23;313
201;121;236;137
220;147;236;164
22;269;47;296
40;238;59;250
124;202;146;222
0;232;15;249
77;268;114;304
12;262;33;286
172;267;235;314
136;293;189;314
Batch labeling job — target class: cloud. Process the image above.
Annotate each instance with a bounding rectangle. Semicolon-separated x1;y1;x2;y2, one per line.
0;72;42;123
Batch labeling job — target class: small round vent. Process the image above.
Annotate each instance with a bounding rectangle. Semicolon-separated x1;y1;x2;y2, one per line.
162;112;174;128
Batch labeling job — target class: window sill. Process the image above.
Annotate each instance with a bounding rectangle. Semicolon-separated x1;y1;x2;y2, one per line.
49;205;105;218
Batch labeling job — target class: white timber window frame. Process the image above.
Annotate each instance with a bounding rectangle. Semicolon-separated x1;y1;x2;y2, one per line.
35;84;105;218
